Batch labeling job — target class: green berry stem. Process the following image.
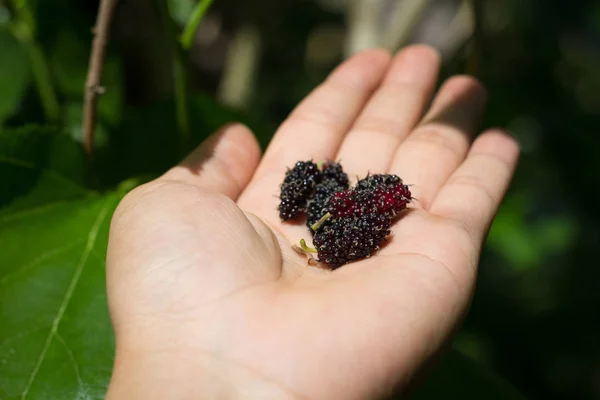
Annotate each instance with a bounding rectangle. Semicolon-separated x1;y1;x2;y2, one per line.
299;239;318;253
311;212;332;232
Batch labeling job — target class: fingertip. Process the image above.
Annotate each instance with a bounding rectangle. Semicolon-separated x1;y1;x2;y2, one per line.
222;122;262;165
421;75;488;130
209;122;262;185
397;44;442;67
383;44;441;87
329;48;392;88
437;75;488;104
352;47;394;64
472;128;521;166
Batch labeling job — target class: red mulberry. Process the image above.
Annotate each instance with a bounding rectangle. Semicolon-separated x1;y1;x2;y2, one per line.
327;174;412;219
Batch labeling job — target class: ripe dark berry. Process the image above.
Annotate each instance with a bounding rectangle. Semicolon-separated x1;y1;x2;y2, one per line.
306;161;349;230
306;181;344;229
313;213;391;268
326;174;412;219
321;161;350;188
356;173;402;190
277;161;322;221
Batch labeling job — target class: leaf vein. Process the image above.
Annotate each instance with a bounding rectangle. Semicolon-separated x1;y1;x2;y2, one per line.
55;333;83;395
0;201;69;223
0;240;85;285
19;198;114;399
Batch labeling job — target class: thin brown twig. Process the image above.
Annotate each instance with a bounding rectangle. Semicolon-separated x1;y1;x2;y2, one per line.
83;0;119;156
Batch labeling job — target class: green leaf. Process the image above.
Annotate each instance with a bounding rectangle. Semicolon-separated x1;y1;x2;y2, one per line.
408;346;528;400
0;29;31;124
0;125;86;211
0;125;124;399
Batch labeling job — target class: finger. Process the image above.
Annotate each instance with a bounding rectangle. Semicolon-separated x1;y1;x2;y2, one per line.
430;129;520;243
335;45;441;179
388;76;487;209
160;123;261;199
242;49;392;190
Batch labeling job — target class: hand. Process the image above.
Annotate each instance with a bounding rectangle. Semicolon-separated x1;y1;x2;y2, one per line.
105;45;519;399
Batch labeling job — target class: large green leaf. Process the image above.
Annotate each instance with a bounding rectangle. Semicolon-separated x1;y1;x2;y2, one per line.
0;125;526;399
0;126;124;399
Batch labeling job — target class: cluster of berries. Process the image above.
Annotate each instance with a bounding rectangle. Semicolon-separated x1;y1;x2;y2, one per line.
277;160;412;268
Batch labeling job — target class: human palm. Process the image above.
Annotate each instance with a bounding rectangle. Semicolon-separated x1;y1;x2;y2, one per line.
106;46;519;399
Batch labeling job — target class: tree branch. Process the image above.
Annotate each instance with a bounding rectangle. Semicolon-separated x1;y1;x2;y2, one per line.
83;0;119;156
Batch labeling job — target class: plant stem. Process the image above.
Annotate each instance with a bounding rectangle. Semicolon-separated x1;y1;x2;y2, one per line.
311;212;332;232
84;0;119;156
155;0;190;153
299;239;318;254
9;0;59;123
180;0;215;50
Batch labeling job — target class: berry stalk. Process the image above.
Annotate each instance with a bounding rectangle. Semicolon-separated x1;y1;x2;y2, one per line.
299;238;318;253
311;212;331;232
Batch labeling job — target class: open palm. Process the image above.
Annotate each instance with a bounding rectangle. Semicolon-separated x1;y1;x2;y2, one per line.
106;45;519;399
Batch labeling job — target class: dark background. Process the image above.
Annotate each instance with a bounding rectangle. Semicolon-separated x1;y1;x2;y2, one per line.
1;0;599;399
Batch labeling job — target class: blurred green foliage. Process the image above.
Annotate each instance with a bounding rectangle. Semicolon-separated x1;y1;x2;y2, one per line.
0;0;599;399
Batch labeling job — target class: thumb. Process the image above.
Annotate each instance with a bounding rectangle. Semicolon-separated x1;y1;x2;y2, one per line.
161;123;262;199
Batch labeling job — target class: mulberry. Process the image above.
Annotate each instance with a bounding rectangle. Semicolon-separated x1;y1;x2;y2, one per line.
327;174;412;220
306;180;344;229
313;213;391;268
306;161;349;230
277;161;321;221
321;161;350;188
280;162;411;269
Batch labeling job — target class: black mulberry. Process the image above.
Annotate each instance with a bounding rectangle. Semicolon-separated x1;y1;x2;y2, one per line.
321;161;350;188
306;161;349;230
313;213;391;268
277;161;322;221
